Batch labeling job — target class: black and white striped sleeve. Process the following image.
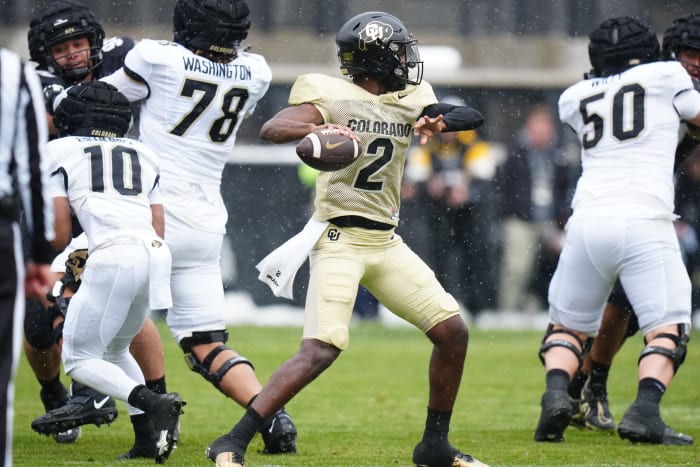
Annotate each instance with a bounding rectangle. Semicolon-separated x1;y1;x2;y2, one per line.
0;48;54;263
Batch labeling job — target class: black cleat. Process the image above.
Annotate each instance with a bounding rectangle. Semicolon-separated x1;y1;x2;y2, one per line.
32;385;118;435
412;441;489;467
534;389;573;442
260;409;297;454
568;397;585;429
618;403;693;446
150;393;186;464
205;432;245;467
580;381;615;432
118;445;157;460
38;384;81;443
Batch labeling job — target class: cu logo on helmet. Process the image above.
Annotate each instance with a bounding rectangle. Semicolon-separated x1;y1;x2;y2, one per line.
359;21;393;45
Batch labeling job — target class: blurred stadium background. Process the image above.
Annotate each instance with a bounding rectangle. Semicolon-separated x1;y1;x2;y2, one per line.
2;0;699;321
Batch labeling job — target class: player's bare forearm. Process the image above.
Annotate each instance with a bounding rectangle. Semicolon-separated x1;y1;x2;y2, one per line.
151;204;165;238
260;103;325;143
52;197;72;251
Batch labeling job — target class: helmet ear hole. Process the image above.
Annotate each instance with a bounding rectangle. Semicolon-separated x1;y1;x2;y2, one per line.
53;81;132;138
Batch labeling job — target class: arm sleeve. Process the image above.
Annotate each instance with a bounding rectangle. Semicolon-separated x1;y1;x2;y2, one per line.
422;103;484;131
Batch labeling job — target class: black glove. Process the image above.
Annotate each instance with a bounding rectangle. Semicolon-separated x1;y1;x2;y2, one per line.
43;83;64;115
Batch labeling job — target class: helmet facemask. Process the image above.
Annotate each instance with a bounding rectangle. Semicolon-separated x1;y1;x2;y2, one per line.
46;34;103;82
27;1;105;83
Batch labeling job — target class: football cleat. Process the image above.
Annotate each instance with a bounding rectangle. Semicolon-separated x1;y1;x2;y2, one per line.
568;397;585;429
118;445;157;460
38;384;81;444
579;381;615;432
412;441;490;467
205;432;245;467
618;403;694;446
52;427;81;444
260;409;297;454
32;384;118;435
150;393;186;464
534;389;573;442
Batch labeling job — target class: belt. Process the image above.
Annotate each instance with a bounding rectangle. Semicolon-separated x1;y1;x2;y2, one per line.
329;215;394;231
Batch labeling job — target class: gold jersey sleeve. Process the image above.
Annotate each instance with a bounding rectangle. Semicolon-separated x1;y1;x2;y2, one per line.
289;73;438;226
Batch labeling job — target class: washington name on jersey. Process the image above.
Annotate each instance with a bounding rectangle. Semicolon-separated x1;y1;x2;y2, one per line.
103;39;272;232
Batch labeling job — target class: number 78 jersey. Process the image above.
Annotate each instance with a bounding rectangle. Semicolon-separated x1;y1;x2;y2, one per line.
558;61;697;220
108;39;271;185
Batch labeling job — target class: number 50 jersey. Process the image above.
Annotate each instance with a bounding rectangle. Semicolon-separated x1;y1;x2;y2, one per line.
559;60;699;220
103;39;271;232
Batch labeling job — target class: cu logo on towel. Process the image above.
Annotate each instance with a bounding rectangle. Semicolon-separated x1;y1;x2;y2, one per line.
327;228;341;241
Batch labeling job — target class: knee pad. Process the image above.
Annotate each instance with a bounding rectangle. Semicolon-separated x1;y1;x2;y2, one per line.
638;324;690;374
538;324;590;367
179;330;255;393
24;299;60;350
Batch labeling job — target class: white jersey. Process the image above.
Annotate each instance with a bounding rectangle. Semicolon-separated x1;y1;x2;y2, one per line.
102;39;272;232
559;61;699;220
46;136;162;253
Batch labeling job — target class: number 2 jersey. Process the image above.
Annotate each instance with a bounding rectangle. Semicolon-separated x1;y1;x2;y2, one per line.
46;136;162;253
102;39;272;233
290;73;438;227
558;61;700;220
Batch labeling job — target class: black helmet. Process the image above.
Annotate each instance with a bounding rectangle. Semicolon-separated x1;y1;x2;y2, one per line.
587;16;660;78
53;81;132;138
662;14;700;60
335;11;423;92
28;0;105;83
173;0;250;61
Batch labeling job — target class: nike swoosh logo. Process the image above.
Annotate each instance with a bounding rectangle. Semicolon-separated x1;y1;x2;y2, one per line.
325;140;348;150
94;396;111;409
268;418;276;434
398;94;408;99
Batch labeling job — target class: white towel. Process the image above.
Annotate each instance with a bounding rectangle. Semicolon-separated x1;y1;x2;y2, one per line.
256;219;329;300
144;236;173;310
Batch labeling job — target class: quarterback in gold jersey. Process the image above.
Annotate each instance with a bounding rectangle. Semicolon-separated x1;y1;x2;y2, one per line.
206;11;488;467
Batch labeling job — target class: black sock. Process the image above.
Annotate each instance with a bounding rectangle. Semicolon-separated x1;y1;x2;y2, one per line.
128;385;158;412
635;377;665;406
545;369;570;392
38;373;64;392
421;408;452;446
229;406;267;455
567;369;587;399
146;376;167;395
589;360;611;388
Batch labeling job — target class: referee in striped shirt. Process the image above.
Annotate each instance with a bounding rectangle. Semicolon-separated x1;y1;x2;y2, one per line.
0;47;55;467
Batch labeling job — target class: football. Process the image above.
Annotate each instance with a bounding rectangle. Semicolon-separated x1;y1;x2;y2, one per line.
295;128;361;171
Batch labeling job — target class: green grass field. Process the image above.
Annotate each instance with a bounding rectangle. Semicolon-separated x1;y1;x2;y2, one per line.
11;320;700;466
